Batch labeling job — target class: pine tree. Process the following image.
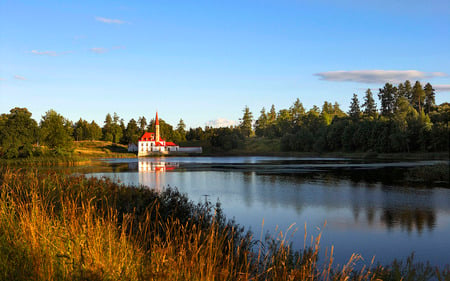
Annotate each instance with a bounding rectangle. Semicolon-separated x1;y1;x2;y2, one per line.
268;105;276;123
289;98;305;125
103;113;113;141
348;93;361;120
424;83;436;114
254;107;268;137
412;81;425;112
362;89;377;118
378;83;397;117
176;119;187;142
138;116;147;133
124;119;139;144
239;106;253;137
333;102;346;117
403;80;413;101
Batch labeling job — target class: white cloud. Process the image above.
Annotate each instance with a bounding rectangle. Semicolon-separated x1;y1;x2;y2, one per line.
90;47;108;54
0;77;6;81
315;70;448;84
434;84;450;92
95;17;127;24
31;50;71;56
14;75;26;80
205;118;238;128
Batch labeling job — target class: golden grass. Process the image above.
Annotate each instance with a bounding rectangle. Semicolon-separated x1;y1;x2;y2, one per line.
73;140;136;158
0;169;447;280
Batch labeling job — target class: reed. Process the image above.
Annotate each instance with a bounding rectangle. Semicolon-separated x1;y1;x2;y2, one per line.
0;168;448;280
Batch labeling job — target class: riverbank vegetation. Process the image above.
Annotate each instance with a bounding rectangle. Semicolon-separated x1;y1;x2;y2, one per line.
1;168;448;280
1;80;448;161
185;81;448;156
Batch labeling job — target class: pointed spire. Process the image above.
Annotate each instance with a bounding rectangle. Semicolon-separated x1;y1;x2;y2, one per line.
155;111;160;142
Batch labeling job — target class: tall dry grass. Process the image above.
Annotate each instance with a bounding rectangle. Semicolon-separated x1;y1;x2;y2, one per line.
0;168;448;281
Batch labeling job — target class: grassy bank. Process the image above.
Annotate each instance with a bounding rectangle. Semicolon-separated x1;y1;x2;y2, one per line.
0;168;448;280
73;140;136;158
0;141;136;166
0;156;91;166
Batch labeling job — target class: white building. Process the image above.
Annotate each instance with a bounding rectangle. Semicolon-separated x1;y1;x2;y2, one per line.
135;112;201;157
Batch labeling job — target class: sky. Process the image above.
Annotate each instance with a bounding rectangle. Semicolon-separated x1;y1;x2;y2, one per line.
1;0;449;128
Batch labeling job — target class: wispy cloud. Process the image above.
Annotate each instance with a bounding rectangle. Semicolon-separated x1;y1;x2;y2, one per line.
30;50;72;56
0;78;6;81
89;46;125;54
95;17;127;24
14;75;26;80
205;118;238;128
90;47;108;54
434;84;450;92
315;70;448;84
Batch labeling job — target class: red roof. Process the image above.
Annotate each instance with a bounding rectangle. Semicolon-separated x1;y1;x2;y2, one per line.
139;132;155;141
166;142;177;146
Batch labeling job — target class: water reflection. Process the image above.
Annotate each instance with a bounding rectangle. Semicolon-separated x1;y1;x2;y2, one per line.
138;160;179;173
102;158;448;235
85;157;450;266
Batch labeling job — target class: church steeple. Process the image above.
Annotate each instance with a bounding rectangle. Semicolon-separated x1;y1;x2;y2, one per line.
155;111;160;141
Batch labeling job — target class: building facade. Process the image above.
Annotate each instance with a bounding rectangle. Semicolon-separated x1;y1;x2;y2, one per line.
135;112;201;156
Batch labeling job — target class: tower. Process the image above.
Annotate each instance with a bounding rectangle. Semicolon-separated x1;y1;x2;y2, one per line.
155;111;160;142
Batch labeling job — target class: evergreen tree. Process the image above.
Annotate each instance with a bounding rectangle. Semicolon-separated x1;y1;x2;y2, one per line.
403;80;413;101
176;119;186;135
332;102;346;117
424;83;436;114
321;101;333;115
411;81;425;112
268;105;276;123
348;93;361;120
124;118;140;144
138;116;147;133
321;101;333;125
175;119;187;142
362;89;377;118
378;83;397;117
87;121;102;140
239;106;253;137
254;107;268;137
103;113;113;141
276;109;292;133
289;98;305;125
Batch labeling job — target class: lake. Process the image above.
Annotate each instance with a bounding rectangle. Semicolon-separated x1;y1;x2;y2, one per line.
84;156;450;268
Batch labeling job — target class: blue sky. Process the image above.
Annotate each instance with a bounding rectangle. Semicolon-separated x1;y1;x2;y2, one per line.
1;0;449;128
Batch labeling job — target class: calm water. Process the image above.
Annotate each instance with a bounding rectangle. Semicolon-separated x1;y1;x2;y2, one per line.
85;157;450;267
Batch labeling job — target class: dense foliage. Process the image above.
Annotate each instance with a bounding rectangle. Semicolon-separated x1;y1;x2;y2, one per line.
0;80;448;158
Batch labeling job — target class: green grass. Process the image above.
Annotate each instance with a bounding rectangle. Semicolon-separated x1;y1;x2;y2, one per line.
73;140;136;158
1;168;448;280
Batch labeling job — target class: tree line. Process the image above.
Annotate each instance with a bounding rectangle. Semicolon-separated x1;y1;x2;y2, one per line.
0;80;448;158
0;109;187;158
185;80;449;153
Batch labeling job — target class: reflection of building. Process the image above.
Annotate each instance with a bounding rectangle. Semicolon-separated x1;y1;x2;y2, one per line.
138;160;179;192
138;160;179;172
129;112;202;156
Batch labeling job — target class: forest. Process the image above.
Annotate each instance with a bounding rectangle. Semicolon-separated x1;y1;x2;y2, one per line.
0;80;448;158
